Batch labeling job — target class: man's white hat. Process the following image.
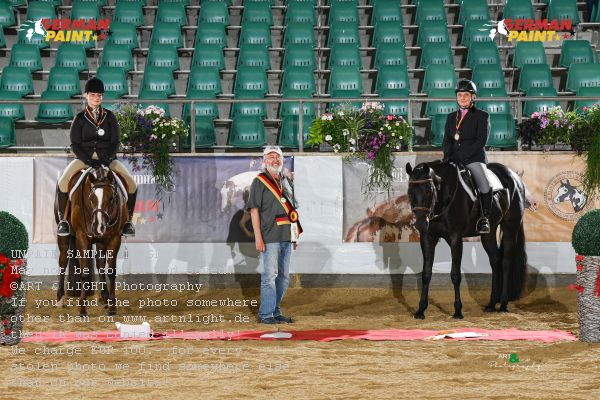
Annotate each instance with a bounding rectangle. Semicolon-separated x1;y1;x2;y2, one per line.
263;145;283;157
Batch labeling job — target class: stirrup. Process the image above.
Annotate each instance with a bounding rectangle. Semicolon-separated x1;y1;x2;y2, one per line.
122;222;135;237
57;220;71;237
476;217;491;234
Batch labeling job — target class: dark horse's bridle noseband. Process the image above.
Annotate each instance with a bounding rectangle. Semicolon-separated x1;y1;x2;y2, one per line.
408;177;440;220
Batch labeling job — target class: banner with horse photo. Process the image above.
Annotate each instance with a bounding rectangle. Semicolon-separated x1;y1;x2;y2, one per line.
33;156;294;243
342;152;598;243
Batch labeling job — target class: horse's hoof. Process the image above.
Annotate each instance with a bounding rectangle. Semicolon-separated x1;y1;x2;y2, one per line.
79;312;88;317
483;305;496;313
452;313;464;319
56;298;64;308
414;312;425;320
498;306;509;313
108;308;117;316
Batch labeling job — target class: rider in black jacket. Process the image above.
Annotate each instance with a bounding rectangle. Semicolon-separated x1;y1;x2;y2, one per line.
56;78;137;237
442;80;492;234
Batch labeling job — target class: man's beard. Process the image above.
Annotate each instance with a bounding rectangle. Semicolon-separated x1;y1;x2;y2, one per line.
265;164;282;175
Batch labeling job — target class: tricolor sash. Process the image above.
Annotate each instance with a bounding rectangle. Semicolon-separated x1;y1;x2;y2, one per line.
256;172;303;241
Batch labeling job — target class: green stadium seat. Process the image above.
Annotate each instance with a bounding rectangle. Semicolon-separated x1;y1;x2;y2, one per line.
559;40;596;68
283;44;317;69
575;87;600;112
187;66;222;97
0;1;16;27
113;1;144;26
138;89;171;118
426;89;458;116
285;1;317;24
279;115;312;148
472;64;505;90
106;22;139;50
422;64;456;95
160;0;190;5
0;27;5;48
284;22;316;47
458;0;490;25
415;0;446;24
100;43;133;72
243;2;273;25
35;91;73;123
503;0;535;20
146;43;180;71
9;44;42;72
237;44;271;71
420;42;453;68
191;44;225;69
46;67;81;97
234;67;268;98
74;0;106;6
0;92;25;121
465;41;500;68
476;87;511;115
328;66;362;108
198;1;230;25
547;0;580;26
244;0;273;3
0;66;34;96
100;92;122;112
140;67;176;96
328;22;360;46
518;63;553;93
0;117;16;147
329;44;361;68
56;44;88;72
4;0;26;6
374;43;407;68
416;20;450;47
96;66;129;98
279;100;315;118
239;22;271;47
156;2;187;26
281;67;316;97
328;0;359;25
371;0;402;25
523;87;560;116
229;116;266;148
183;94;218;122
195;22;227;51
181;117;217;149
429;114;447;147
17;26;49;49
372;21;405;47
151;22;184;48
566;63;600;92
513;41;546;68
487;113;517;148
231;101;267;118
70;1;99;22
376;65;410;117
461;19;492;48
26;1;56;22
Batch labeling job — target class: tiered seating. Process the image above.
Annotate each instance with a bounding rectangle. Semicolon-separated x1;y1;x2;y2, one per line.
0;0;597;150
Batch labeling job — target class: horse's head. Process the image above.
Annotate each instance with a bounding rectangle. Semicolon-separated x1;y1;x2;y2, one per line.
87;167;121;238
406;162;441;233
554;179;574;204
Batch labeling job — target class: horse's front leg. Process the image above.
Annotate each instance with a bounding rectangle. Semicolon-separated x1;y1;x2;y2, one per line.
415;233;438;319
56;236;69;307
95;242;109;307
446;235;464;319
76;237;92;316
106;236;121;316
481;232;501;312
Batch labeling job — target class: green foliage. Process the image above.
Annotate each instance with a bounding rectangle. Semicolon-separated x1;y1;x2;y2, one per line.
572;209;600;256
581;105;600;196
0;211;28;258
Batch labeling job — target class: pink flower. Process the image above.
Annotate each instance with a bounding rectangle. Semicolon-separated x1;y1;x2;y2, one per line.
386;115;393;121
582;106;588;112
576;255;584;262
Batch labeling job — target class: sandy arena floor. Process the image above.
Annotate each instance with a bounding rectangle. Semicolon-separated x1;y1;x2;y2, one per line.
1;285;599;400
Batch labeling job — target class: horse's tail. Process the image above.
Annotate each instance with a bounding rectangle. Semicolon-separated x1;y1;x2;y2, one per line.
507;222;527;300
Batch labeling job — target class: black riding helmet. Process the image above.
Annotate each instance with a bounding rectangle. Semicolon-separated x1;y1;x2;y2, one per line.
455;79;477;95
85;77;105;93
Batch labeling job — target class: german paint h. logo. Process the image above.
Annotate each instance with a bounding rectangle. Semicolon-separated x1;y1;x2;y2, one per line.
544;171;592;220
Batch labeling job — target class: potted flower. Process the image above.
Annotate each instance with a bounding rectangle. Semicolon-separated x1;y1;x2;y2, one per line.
572;209;600;342
307;102;413;192
517;106;584;151
115;104;189;194
0;211;28;346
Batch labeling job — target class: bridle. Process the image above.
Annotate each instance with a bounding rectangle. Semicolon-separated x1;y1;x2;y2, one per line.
408;177;440;220
82;172;123;238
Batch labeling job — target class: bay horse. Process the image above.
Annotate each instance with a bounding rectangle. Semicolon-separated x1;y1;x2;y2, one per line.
55;166;128;316
405;160;528;319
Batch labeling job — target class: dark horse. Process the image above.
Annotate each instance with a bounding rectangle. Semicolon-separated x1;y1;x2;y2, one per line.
55;166;128;316
405;161;527;319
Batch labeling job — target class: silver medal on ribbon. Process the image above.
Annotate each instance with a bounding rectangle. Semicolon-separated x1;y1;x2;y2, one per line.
97;128;105;136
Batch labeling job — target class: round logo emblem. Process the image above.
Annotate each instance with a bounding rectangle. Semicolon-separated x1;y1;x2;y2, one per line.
289;210;298;223
544;171;593;221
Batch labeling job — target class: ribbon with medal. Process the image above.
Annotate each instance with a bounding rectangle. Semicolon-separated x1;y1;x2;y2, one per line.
454;109;469;141
256;172;303;242
84;106;107;136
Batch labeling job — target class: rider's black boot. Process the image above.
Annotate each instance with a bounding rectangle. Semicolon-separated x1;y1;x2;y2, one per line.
56;190;71;236
122;190;137;237
477;191;492;234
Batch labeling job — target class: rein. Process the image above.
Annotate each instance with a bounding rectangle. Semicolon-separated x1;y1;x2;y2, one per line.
408;166;460;221
79;173;123;238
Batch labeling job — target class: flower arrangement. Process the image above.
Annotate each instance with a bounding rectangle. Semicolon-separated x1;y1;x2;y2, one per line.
517;106;584;147
115;104;189;194
307;102;413;191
